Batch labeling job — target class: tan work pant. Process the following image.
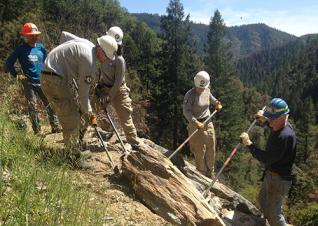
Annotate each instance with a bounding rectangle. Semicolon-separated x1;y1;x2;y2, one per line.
187;120;216;177
41;75;81;151
94;84;138;145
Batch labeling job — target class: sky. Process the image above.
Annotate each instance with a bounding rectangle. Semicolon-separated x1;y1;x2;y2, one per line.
119;0;318;37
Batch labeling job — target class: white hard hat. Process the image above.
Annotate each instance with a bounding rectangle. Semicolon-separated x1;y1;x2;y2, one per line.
194;71;210;88
97;35;118;60
107;26;123;45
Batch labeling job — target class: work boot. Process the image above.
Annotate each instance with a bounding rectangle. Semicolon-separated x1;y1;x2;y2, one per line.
69;150;92;169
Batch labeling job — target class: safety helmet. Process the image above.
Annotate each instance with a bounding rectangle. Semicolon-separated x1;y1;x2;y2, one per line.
194;71;210;88
263;98;290;119
107;26;123;45
20;23;41;35
97;35;118;60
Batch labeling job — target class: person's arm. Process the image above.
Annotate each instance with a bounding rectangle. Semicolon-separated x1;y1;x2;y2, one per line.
77;51;95;114
5;47;20;77
108;57;125;100
183;91;196;123
210;93;218;105
248;137;288;165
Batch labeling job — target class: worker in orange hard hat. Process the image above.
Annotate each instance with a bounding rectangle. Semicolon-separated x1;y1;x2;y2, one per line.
5;23;60;134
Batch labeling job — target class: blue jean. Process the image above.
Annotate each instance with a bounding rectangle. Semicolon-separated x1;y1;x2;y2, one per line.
22;80;59;133
258;171;292;226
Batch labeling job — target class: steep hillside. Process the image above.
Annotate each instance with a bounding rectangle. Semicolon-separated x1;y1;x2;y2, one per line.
132;13;296;59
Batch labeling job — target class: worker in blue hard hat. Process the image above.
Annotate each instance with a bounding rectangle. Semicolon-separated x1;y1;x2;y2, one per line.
240;98;296;226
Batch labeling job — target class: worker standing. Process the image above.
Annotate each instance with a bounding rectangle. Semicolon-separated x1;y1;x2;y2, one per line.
94;26;140;147
183;71;222;178
240;98;296;226
5;23;60;134
40;33;118;158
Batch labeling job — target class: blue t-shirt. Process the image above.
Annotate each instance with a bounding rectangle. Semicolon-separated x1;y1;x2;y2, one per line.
5;43;47;84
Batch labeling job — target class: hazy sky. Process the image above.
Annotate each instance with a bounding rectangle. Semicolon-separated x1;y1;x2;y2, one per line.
119;0;318;37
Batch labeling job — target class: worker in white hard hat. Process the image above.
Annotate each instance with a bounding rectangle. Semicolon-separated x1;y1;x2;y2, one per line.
40;32;118;159
93;26;140;148
183;71;222;178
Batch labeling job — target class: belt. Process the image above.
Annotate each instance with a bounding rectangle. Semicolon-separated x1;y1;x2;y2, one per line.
98;82;126;89
42;71;62;77
267;170;292;181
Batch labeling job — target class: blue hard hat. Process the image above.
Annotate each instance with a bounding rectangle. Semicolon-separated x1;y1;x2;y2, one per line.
263;98;290;119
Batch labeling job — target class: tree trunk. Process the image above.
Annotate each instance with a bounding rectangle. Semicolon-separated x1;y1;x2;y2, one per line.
121;142;225;226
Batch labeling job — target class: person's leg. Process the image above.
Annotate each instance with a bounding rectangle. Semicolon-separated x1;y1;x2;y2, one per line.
22;81;40;133
263;172;291;226
41;75;81;155
204;121;216;177
111;85;139;145
258;172;269;220
35;85;60;132
187;122;207;174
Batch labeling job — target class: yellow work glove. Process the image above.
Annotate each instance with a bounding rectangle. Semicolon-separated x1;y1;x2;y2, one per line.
85;112;97;126
195;120;204;129
240;132;253;146
215;101;222;112
17;74;28;81
255;110;267;124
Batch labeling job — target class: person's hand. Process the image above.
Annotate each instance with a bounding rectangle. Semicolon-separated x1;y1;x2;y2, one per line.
195;120;204;129
17;74;27;81
240;132;253;146
255;110;267;124
88;112;97;126
215;101;222;112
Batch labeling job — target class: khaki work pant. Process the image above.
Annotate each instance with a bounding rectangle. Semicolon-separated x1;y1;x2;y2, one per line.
41;75;81;151
93;84;139;145
187;120;216;177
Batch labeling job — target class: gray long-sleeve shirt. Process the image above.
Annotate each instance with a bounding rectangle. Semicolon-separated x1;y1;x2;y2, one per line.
44;38;97;114
59;31;90;44
183;88;218;123
99;55;126;100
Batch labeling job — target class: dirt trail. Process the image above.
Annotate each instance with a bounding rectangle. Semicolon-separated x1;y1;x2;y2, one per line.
40;125;170;226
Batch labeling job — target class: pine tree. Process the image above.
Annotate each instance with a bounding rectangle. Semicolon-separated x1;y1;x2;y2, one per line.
150;0;202;148
205;10;245;188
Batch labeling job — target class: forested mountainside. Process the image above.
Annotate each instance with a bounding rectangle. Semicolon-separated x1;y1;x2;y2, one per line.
132;13;296;59
1;0;317;225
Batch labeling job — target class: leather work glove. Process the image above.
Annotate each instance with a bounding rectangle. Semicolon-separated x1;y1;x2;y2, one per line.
255;110;267;124
17;74;28;81
195;120;205;129
215;101;223;112
88;112;97;126
240;132;253;146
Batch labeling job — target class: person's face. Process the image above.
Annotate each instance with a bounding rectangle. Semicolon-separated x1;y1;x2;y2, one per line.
24;34;38;45
268;115;286;131
96;46;107;63
195;87;205;94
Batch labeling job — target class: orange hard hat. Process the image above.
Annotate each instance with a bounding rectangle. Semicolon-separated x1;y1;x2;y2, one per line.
20;23;41;35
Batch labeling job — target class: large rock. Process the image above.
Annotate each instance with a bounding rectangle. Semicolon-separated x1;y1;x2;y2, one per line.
121;142;225;226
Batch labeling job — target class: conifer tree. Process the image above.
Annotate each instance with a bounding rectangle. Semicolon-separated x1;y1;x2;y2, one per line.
150;0;201;148
205;10;245;187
